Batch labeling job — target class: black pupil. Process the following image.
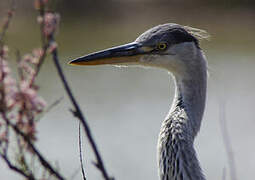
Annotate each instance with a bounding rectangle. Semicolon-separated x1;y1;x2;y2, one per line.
159;44;165;49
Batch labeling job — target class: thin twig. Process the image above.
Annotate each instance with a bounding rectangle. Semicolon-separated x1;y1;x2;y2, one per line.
219;101;238;180
38;0;46;47
44;96;64;114
1;153;35;180
2;113;65;180
51;46;113;180
12;124;65;180
32;0;50;80
33;44;49;79
15;50;24;81
0;1;65;179
0;2;32;179
0;0;15;43
35;1;112;179
79;122;86;180
2;120;9;155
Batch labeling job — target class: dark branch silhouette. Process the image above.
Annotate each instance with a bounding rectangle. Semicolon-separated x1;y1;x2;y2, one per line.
0;1;65;179
0;0;15;43
0;0;114;179
51;45;114;180
2;154;35;180
79;123;87;180
6;116;64;180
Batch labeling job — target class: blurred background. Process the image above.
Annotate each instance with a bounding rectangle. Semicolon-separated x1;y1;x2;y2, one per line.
0;0;255;179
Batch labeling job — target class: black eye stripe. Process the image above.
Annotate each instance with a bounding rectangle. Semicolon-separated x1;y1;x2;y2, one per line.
168;28;199;47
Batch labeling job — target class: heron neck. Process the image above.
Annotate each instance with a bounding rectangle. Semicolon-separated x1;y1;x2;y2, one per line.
158;50;207;180
168;48;207;136
171;68;207;137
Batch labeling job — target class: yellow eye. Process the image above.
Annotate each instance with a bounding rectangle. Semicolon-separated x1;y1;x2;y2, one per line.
158;43;167;50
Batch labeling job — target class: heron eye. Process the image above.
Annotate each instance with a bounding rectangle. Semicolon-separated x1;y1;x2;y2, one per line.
157;43;167;50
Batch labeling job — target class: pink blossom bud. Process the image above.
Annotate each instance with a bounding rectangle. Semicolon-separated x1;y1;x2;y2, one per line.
31;48;44;64
5;97;15;109
43;13;60;38
23;54;33;62
8;113;16;120
3;76;16;87
20;80;29;92
0;131;8;143
37;16;43;24
25;88;37;99
0;45;9;59
0;61;11;76
48;42;58;53
21;62;35;75
35;97;47;109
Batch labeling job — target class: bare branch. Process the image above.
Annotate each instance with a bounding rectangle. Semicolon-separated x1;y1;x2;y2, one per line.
1;1;113;179
32;0;50;80
0;0;15;43
0;1;64;179
32;44;50;80
51;45;114;180
11;122;65;180
1;153;35;180
1;112;65;180
79;122;86;180
44;96;63;114
219;101;238;180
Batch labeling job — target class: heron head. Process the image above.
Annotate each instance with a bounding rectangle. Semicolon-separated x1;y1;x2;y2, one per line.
69;23;208;75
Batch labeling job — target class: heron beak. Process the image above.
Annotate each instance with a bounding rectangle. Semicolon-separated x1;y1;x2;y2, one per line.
68;42;151;66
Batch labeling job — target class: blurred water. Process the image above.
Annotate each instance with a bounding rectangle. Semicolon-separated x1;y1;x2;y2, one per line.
1;16;255;180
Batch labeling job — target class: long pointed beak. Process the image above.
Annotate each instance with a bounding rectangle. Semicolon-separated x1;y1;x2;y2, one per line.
69;42;150;66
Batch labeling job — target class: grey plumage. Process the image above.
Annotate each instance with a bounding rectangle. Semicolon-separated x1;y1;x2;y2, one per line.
69;23;209;180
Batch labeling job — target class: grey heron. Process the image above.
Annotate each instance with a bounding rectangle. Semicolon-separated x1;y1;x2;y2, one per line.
69;23;209;180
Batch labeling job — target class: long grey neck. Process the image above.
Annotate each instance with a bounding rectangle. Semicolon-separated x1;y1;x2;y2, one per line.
158;50;207;180
170;65;207;137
